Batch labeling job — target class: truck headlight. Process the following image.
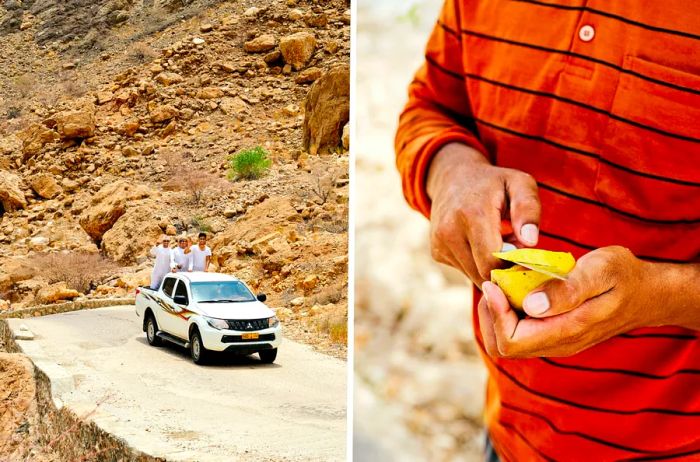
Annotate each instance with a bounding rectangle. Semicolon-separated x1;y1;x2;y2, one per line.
206;317;229;330
268;316;279;328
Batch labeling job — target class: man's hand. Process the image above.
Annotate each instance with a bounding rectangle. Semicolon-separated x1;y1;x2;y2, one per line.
478;246;661;358
427;143;541;285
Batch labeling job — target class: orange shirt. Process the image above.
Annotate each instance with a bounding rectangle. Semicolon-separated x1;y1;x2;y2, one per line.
395;1;700;460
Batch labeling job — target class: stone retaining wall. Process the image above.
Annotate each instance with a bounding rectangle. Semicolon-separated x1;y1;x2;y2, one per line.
0;297;135;319
1;311;160;461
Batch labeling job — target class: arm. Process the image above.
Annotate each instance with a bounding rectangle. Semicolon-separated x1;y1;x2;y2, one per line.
395;0;488;218
150;245;158;257
170;250;178;271
204;249;211;272
395;0;540;284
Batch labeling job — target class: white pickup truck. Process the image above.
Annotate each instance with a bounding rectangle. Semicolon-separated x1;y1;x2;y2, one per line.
135;272;281;365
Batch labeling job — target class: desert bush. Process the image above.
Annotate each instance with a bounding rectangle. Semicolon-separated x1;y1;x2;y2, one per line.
13;74;35;97
160;150;227;204
312;303;347;345
60;73;87;98
128;42;158;63
190;215;212;233
6;106;21;119
21;252;121;294
310;280;346;306
227;146;272;180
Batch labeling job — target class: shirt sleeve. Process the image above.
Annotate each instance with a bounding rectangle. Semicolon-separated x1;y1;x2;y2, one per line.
205;247;212;257
395;0;489;218
150;246;158;257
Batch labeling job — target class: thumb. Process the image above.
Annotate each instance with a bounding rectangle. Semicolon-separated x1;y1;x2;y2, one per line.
505;172;541;247
522;253;608;317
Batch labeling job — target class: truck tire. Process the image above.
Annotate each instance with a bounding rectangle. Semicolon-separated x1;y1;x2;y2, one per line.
259;348;277;364
146;313;162;346
190;328;209;365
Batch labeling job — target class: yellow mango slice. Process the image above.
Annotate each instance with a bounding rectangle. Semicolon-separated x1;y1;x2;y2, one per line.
492;248;575;274
490;249;576;310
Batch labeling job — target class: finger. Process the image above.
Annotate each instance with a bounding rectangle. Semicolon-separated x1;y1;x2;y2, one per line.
522;250;614;318
431;222;484;285
451;239;485;286
482;281;519;356
477;295;499;357
463;204;503;281
505;172;541;247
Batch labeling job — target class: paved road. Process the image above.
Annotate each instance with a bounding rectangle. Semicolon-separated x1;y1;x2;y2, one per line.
8;306;346;461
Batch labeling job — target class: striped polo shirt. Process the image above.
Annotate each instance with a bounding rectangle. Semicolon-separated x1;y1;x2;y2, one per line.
395;0;700;460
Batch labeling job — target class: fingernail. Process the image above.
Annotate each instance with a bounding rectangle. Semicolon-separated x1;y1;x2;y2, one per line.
481;281;492;302
501;242;517;252
521;224;539;246
524;292;549;315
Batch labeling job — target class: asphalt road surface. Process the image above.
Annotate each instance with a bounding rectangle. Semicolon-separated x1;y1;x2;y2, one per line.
8;306;346;461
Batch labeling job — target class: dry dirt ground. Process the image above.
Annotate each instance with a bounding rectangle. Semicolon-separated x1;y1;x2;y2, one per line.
354;2;487;461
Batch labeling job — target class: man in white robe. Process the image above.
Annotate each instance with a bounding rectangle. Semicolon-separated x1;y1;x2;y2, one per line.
170;236;193;273
150;236;173;290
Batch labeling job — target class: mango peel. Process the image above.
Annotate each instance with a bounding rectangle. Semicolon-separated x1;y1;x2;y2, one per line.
490;249;576;310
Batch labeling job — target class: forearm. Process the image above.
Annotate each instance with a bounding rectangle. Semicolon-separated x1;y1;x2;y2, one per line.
650;262;700;330
426;142;491;201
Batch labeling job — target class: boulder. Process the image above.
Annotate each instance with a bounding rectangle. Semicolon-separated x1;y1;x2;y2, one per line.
279;31;316;70
219;97;249;117
342;123;349;150
17;124;60;161
115;268;151;291
0;170;27;211
303;65;350;155
29;174;62;199
244;34;276;53
36;282;80;304
150;104;178;123
196;87;224;99
55;107;96;139
79;181;154;242
101;205;163;264
155;72;184;86
0;299;9;312
295;67;322;84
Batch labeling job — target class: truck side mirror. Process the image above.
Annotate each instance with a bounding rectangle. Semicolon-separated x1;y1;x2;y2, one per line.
174;294;188;305
257;293;267;302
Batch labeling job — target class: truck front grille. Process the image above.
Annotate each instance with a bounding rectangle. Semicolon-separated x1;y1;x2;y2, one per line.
227;318;268;331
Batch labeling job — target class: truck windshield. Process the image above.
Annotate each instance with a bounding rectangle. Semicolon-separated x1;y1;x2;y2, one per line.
190;281;256;303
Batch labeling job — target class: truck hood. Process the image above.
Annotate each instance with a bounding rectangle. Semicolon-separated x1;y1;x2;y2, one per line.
196;301;275;320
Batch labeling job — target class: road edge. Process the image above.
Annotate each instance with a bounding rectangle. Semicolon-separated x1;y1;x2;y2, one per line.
0;316;161;461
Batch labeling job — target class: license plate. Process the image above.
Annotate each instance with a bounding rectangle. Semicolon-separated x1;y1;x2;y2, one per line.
242;333;259;340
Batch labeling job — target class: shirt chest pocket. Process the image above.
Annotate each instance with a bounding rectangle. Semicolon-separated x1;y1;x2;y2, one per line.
594;55;700;223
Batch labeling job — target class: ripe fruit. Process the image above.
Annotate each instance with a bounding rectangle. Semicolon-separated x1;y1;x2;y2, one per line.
490;249;575;310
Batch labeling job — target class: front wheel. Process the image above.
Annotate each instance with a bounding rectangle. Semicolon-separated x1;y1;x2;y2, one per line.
190;328;209;365
259;348;277;364
146;314;162;346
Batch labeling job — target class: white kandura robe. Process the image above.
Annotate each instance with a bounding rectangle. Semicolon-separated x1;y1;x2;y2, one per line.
150;245;173;290
171;247;193;272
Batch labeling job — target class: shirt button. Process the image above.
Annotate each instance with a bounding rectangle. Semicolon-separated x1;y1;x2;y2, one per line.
579;24;595;42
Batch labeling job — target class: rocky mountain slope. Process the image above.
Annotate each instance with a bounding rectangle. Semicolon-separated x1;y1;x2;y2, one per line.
0;0;349;357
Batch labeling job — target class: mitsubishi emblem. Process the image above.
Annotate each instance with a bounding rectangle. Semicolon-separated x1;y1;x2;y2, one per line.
247;323;253;329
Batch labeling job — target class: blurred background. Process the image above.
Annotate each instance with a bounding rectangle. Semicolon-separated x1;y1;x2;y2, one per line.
354;1;487;461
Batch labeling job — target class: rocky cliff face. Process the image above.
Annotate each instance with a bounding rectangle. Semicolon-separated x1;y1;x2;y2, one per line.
0;0;349;357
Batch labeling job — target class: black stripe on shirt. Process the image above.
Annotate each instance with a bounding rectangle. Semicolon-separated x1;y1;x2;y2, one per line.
538;229;692;264
438;21;700;97
424;55;700;145
512;0;700;42
539;357;700;380
502;401;660;453
538;182;700;225
476;337;700;416
498;420;557;462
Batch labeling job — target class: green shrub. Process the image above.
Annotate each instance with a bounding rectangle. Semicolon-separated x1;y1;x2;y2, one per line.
191;215;212;233
227;146;271;180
